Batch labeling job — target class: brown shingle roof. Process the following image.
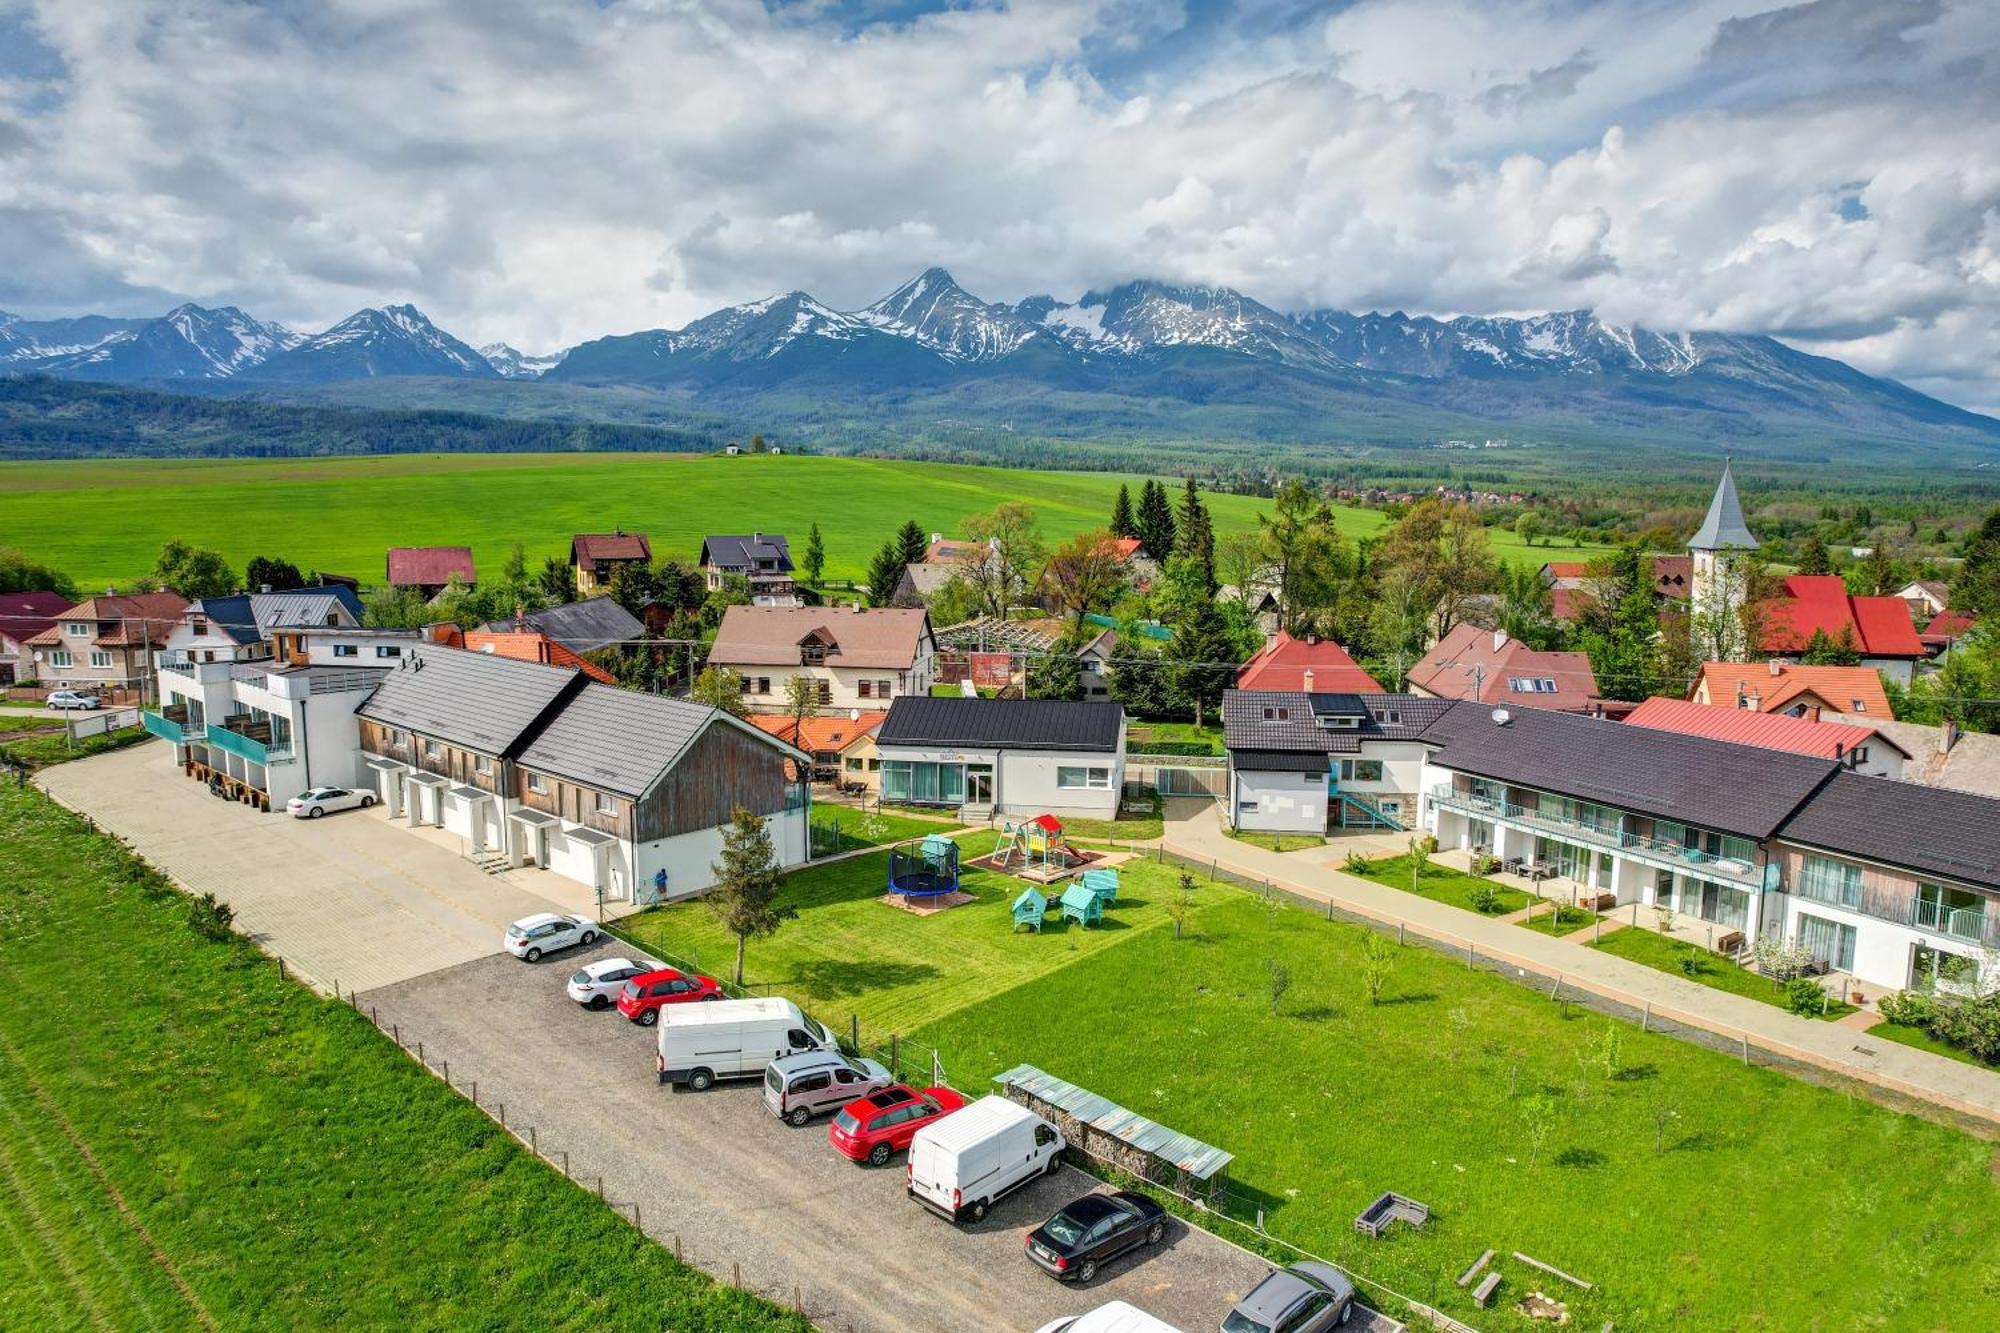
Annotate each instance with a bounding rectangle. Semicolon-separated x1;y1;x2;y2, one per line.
707;605;932;670
26;593;187;648
0;591;74;646
1409;623;1600;713
386;546;476;588
571;532;652;564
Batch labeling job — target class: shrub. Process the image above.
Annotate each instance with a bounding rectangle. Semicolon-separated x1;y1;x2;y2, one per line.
186;890;235;942
1877;989;1937;1028
1471;852;1502;876
1126;740;1221;756
1418;834;1439;856
1782;975;1828;1017
1343;851;1370;874
1675;952;1707;978
1467;884;1503;915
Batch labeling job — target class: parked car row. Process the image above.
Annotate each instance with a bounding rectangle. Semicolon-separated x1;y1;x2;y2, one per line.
508;925;1362;1331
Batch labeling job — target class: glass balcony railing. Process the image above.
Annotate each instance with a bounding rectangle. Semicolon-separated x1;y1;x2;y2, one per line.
141;707;201;744
205;719;293;766
1427;784;1764;886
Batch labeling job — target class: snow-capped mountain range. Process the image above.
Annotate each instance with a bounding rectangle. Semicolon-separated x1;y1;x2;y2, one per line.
2;269;1994;445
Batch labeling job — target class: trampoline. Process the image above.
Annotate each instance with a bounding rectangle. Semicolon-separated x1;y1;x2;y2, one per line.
888;834;962;898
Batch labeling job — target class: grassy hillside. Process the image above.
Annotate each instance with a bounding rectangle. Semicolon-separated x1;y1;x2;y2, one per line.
0;452;1612;590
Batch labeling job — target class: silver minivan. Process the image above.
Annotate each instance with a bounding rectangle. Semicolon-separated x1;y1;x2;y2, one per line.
763;1050;893;1126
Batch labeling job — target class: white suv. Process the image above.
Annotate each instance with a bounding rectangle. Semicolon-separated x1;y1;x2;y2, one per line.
503;913;599;962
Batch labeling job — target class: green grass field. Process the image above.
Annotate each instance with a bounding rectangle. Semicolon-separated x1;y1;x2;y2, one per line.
0;452;1610;589
1588;927;1858;1020
1346;852;1532;915
1867;1020;2000;1070
1516;903;1602;936
0;781;806;1332
619;844;2000;1328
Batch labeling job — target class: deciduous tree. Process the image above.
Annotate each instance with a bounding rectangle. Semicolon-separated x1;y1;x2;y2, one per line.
1041;530;1128;628
690;665;748;717
150;540;237;599
244;555;305;591
960;502;1044;617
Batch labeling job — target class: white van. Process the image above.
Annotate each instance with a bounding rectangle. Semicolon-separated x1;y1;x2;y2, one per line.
1032;1301;1184;1333
655;997;837;1090
907;1094;1064;1223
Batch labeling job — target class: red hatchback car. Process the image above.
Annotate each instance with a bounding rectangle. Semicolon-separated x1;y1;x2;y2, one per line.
828;1084;967;1167
615;967;723;1025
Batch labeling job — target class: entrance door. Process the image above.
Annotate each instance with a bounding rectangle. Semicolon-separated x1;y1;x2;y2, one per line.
966;765;994;806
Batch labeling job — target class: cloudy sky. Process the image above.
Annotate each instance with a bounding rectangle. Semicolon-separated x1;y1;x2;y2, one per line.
2;0;1997;411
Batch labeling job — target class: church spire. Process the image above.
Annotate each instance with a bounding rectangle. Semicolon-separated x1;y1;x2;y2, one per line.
1689;458;1758;551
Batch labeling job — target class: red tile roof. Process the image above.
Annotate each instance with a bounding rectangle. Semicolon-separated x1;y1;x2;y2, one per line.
386;546;476;588
1235;632;1383;693
460;629;615;683
1541;561;1591;580
1690;661;1892;719
0;591;73;646
1920;609;1976;649
1409;623;1601;712
1758;575;1924;658
571;532;651;564
1624;696;1900;761
1652;556;1692;598
746;710;886;754
1550;587;1596;622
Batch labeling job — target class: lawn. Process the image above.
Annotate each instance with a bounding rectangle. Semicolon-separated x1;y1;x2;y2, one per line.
907;882;2000;1331
0;725;152;772
1344;852;1531;915
0;781;806;1333
807;807;952;856
1588;926;1858;1020
0;452;1600;590
1867;1020;2000;1070
615;836;1223;1036
1228;829;1325;853
1516;903;1602;937
0;712;60;733
1126;720;1226;755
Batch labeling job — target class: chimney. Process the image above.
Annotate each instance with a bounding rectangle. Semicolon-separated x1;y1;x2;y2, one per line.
1940;716;1960;755
1746;692;1760;712
1302;668;1315;693
1806;704;1821;723
259;583;272;594
1766;659;1782;676
1492;629;1507;652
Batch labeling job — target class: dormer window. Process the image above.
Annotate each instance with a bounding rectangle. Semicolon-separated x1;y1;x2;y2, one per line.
66;622;90;637
801;642;826;665
1509;677;1557;694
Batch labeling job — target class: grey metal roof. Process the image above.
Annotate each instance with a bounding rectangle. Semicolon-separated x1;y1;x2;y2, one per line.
877;697;1123;752
507;597;645;653
357;643;582;757
1422;701;1836;840
1776;770;2000;890
1689;459;1759;551
994;1064;1232;1180
1232;749;1332;773
1223;691;1452;756
251;587;364;628
516;683;729;798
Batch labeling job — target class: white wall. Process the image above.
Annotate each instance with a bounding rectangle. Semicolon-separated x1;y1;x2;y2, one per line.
1861;657;1915;688
995;747;1121;818
635;807;810;902
1230;767;1325;832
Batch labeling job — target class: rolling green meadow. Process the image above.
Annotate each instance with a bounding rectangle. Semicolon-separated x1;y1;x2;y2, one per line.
0;452;1610;590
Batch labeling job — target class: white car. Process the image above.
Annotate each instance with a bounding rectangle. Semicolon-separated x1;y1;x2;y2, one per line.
286;786;375;819
45;690;101;710
565;956;663;1009
504;912;599;962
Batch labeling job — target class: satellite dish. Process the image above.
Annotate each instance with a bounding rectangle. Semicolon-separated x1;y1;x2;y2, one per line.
1490;707;1511;726
849;707;861;721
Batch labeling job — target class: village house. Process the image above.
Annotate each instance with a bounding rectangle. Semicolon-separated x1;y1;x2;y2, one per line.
1621;696;1907;780
570;531;652;597
0;590;73;685
1407;624;1604;714
433;622;616;683
706;605;936;713
27;592;188;701
872;695;1126;820
1235;631;1383;694
1540;556;1691;621
699;533;800;606
747;709;887;789
1897;580;1950;620
479;595;643;657
1688;661;1892;721
1222;690;1448;834
386;546;477;600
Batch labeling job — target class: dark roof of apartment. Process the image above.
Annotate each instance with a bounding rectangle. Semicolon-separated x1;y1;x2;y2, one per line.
876;696;1123;753
1422;701;1837;840
1231;749;1333;773
357;643;581;756
700;533;793;572
517;683;785;798
1222;690;1452;755
1776;771;2000;890
499;597;645;654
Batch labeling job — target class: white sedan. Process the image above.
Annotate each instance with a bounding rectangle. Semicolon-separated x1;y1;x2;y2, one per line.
45;690;101;710
286;786;376;819
504;912;599;962
565;956;664;1009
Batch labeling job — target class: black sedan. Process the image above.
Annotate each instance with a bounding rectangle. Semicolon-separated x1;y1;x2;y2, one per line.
1023;1190;1168;1283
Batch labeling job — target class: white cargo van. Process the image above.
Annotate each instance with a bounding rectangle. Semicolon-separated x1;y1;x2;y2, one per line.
1032;1300;1184;1333
907;1094;1064;1223
655;997;837;1090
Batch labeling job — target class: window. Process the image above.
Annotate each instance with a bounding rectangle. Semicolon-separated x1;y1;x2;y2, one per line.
1851;700;1868;712
65;622;90;637
801;642;826;665
1797;855;1862;909
89;651;112;669
594;791;616;815
526;773;546;794
385;729;403;745
845;756;864;771
1304;772;1321;785
1508;677;1558;694
1337;758;1384;783
1057;766;1112;790
876;679;891;698
375;645;402;658
756;677;771;694
49;650;72;668
1796;913;1857;970
332;644;358;658
858;680;872;698
423;739;440;759
475;756;491;775
191;617;207;635
816;680;832;706
1238;799;1258;815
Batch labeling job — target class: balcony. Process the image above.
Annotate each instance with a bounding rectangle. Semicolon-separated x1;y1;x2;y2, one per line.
205;716;293;766
1915;899;1989;945
1427;783;1766;888
141;704;202;744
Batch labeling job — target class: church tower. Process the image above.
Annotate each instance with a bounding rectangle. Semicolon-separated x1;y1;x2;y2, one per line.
1688;459;1759;659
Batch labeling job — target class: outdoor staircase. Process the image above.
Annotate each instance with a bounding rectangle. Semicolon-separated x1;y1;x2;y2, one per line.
467;849;511;876
1333;790;1405;831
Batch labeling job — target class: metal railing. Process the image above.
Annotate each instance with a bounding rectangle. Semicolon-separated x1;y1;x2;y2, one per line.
1428;784;1764;887
1914;900;1987;943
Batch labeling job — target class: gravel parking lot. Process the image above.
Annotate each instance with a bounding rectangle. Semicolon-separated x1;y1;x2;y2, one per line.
360;944;1402;1333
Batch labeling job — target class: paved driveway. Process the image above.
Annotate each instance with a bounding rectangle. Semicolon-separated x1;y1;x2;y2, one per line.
360;945;1403;1333
37;741;615;993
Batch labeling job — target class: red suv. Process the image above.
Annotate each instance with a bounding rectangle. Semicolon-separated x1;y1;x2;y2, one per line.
615;967;723;1025
828;1084;966;1167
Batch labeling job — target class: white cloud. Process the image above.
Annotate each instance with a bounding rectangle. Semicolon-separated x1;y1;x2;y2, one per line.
0;0;1994;412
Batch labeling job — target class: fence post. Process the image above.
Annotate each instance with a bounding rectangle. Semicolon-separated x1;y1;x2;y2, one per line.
850;1014;859;1050
890;1034;901;1081
442;1059;448;1086
418;1041;424;1067
1641;1002;1649;1033
530;1126;536;1153
278;957;286;981
1741;1033;1750;1066
562;1151;569;1178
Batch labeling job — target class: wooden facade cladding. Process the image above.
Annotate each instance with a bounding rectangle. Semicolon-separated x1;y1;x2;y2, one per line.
357;720;506;795
631;722;789;843
516;771;632;839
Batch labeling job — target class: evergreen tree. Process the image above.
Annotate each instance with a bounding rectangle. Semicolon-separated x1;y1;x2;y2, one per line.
537;555;577;604
1164;596;1239;727
802;522;826;586
1177;476;1215;588
1799;627;1863;666
1025;642;1086;700
897;519;929;567
1574;546;1661;701
706;805;795;984
1959;508;2000;615
1110;484;1137;538
865;539;905;607
1796;533;1832;576
1136;479;1177;562
243;555;304;591
1107;642;1173;718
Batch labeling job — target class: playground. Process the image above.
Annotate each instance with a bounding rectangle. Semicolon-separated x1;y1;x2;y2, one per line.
881;834;974;915
967;814;1116;884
